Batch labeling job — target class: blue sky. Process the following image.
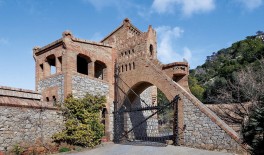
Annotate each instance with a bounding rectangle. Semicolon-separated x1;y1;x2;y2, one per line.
0;0;263;90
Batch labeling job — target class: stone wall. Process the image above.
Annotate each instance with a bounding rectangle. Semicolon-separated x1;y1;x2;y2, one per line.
183;95;241;152
0;106;63;151
72;75;109;98
37;74;64;102
0;86;64;151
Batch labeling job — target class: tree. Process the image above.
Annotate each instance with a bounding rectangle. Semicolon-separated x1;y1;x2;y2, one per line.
210;60;264;154
52;94;106;147
188;76;205;101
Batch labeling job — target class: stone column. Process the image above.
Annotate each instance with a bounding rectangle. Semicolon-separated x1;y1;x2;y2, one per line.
43;60;50;77
56;57;62;73
88;59;94;78
103;68;107;81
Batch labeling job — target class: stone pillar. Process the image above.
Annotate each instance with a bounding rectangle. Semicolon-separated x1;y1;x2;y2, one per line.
178;95;184;145
103;68;107;81
43;60;50;77
56;57;62;73
64;51;76;99
38;62;44;80
88;60;94;78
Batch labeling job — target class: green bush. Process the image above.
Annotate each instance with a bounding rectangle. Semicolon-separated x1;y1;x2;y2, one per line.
59;147;71;153
52;94;106;147
242;106;264;155
12;144;24;155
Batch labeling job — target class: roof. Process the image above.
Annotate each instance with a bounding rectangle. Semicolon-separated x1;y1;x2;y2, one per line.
100;18;142;43
34;31;112;56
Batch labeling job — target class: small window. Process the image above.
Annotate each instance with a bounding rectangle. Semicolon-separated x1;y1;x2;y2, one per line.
129;63;131;70
133;62;135;69
122;65;124;72
52;96;56;102
149;44;153;56
52;96;57;105
125;64;127;71
46;97;49;102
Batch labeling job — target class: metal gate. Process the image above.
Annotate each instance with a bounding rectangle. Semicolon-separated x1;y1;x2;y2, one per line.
113;66;179;146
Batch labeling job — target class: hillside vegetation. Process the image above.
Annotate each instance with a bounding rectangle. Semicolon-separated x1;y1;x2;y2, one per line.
189;33;264;103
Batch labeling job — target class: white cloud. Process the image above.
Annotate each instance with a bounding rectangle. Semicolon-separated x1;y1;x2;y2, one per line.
236;0;263;10
152;0;215;16
156;26;192;63
152;0;177;14
0;38;9;45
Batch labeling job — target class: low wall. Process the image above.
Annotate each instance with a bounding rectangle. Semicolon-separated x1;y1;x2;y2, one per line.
0;87;64;151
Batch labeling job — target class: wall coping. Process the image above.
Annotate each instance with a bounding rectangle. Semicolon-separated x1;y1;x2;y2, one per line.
72;37;112;48
0;96;58;110
0;86;41;100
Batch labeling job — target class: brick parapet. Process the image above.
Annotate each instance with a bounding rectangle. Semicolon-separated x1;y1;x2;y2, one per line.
0;86;41;100
0;96;57;110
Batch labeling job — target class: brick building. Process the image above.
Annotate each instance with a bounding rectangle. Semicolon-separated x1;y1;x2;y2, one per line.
32;18;171;139
29;18;245;153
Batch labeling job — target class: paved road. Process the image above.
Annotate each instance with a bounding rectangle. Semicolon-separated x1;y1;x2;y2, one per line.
68;143;235;155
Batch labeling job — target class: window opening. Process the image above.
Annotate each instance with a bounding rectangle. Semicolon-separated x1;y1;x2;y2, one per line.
77;54;91;75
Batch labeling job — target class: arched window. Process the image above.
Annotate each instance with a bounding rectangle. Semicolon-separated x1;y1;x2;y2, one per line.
133;62;135;69
77;54;91;75
95;60;107;80
122;65;124;72
46;54;56;75
149;44;153;56
125;64;128;71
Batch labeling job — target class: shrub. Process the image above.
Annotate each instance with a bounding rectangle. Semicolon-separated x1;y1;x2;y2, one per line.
12;144;24;155
59;147;71;153
242;106;264;155
52;94;106;147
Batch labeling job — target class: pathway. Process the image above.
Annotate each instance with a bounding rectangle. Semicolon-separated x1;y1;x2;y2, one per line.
68;143;235;155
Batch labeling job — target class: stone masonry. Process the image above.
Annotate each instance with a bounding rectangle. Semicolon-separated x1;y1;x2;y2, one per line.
0;87;64;151
183;96;241;151
72;75;109;98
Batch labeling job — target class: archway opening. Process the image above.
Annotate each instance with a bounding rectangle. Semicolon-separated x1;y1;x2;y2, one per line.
115;81;174;143
47;54;56;75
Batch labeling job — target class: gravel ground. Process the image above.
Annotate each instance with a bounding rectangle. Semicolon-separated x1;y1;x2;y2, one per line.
67;142;235;155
